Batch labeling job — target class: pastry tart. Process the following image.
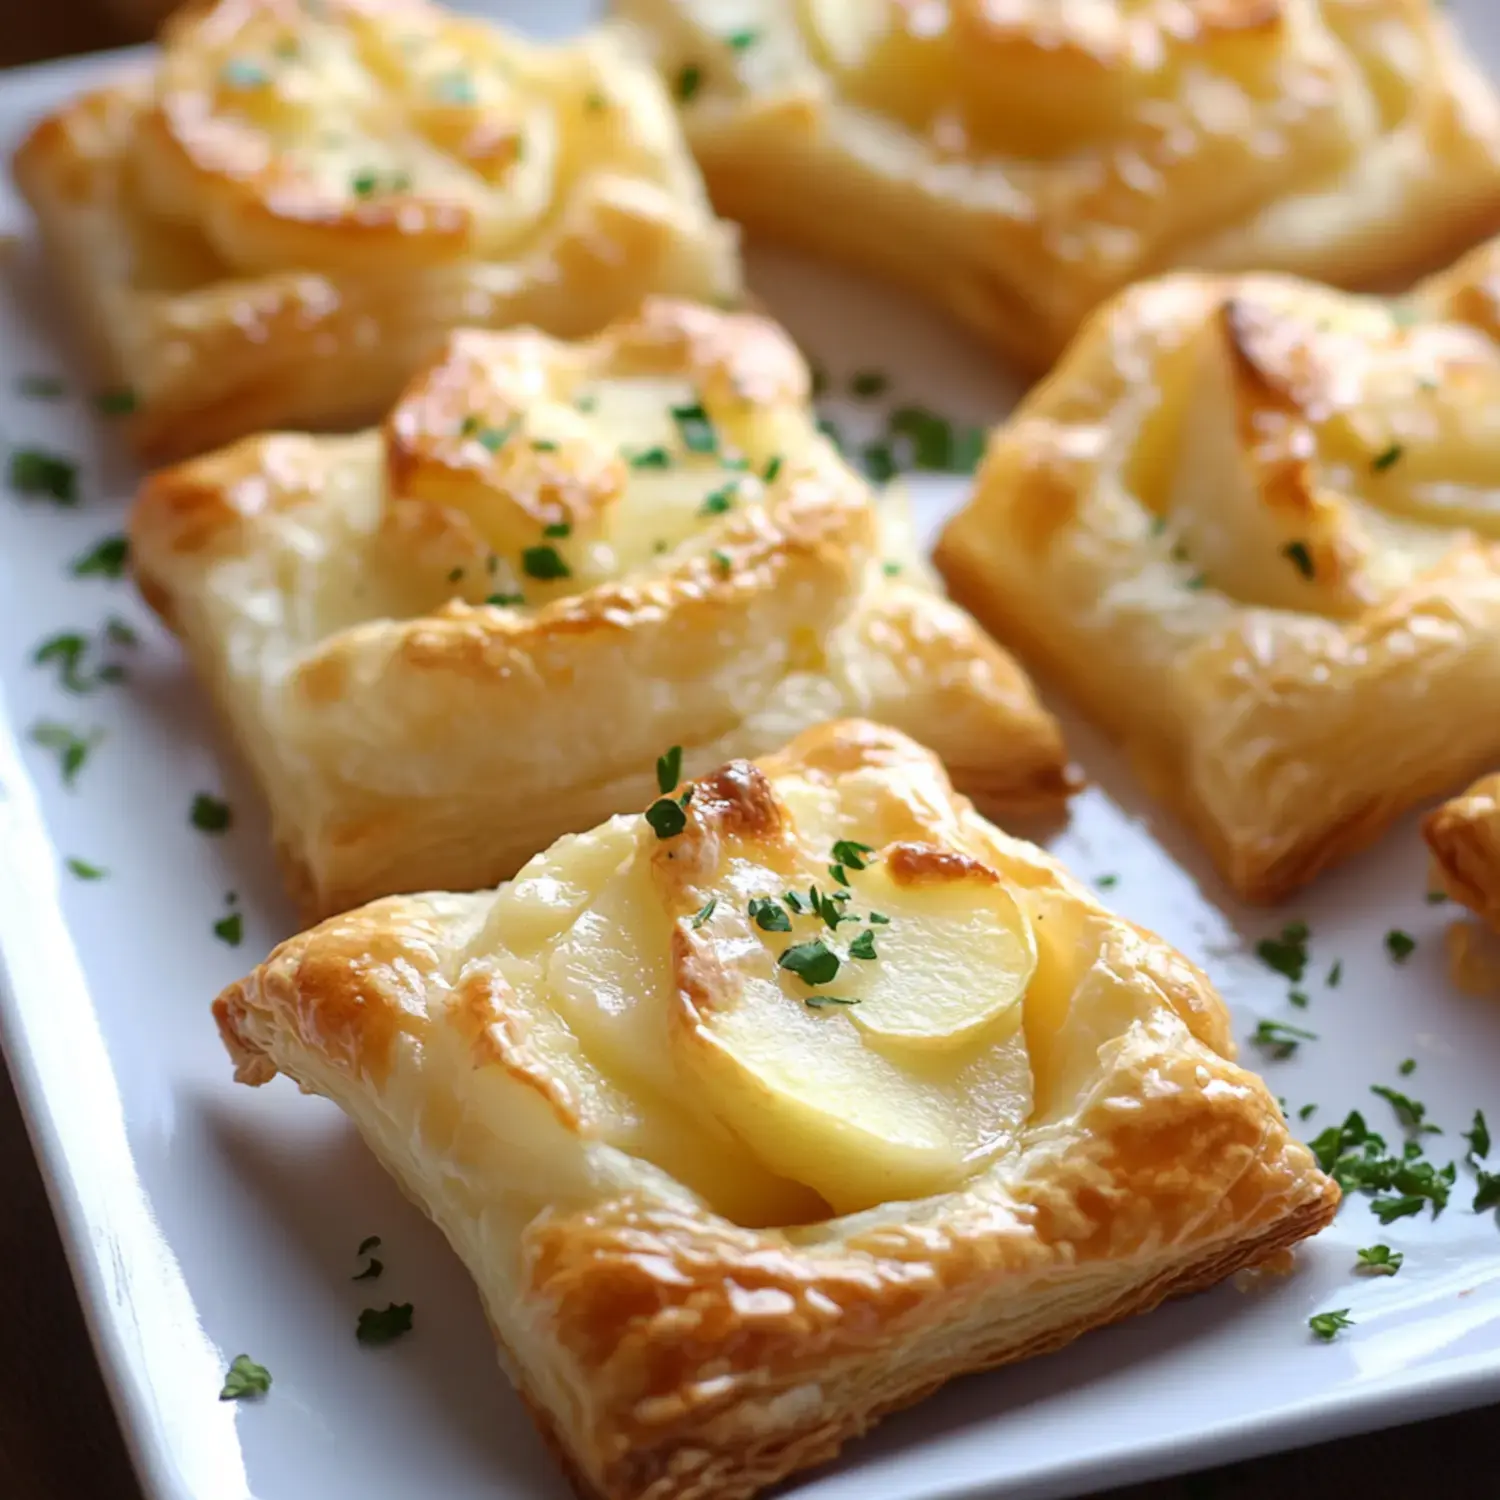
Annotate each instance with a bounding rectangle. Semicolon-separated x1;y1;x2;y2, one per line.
131;298;1072;919
1426;773;1500;930
935;263;1500;903
214;717;1339;1500
612;0;1500;370
11;0;741;462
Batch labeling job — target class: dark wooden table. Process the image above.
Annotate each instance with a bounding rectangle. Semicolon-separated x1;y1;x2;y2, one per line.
0;7;1495;1500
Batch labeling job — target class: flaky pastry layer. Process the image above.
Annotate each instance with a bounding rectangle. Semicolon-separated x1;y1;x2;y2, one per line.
215;718;1338;1500
614;0;1500;370
936;262;1500;902
12;0;741;461
1426;773;1500;930
132;298;1072;919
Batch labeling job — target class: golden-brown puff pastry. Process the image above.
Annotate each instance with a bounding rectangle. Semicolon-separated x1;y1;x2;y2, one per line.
131;298;1072;919
215;718;1339;1500
11;0;741;462
1426;773;1500;929
613;0;1500;371
935;263;1500;903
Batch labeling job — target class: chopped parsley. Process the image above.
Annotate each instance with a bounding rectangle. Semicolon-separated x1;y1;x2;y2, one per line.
353;1235;384;1280
30;721;100;786
71;534;129;579
1096;874;1119;889
190;793;233;834
671;402;717;454
534;442;561;456
1298;1103;1318;1121
485;592;524;607
862;443;897;483
690;898;716;929
698;482;738;516
1282;540;1314;579
33;632;123;694
1355;1245;1402;1276
778;940;840;987
805;995;859;1008
1250;1019;1317;1060
628;446;672;468
1426;889;1449;905
1327;959;1343;987
645;795;689;839
1309;1309;1354;1342
675;64;703;102
1370;1084;1439;1135
65;857;106;880
355;1303;413;1345
17;374;65;399
1372;1194;1430;1225
476;422;515;452
1289;990;1309;1009
656;745;683;794
213;909;243;946
849;929;878;961
831;840;875;871
1474;1169;1500;1213
219;1354;272;1400
763;455;783;483
1256;921;1310;982
585;90;607;113
521;545;570;581
95;389;138;417
887;406;985;474
710;550;732;576
882;561;902;576
725;28;759;50
1465;1109;1491;1160
850;370;888;399
868;911;890;924
749;896;792;932
1371;443;1403;473
816;416;845;453
1385;929;1416;963
9;448;78;504
351;168;380;197
1399;1058;1416;1076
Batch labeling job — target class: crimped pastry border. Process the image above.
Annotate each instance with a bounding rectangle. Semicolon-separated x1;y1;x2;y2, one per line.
212;720;1338;1500
936;270;1500;903
1425;773;1500;928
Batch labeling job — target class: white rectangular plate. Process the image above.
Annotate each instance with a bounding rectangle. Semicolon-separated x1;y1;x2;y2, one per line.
6;8;1500;1499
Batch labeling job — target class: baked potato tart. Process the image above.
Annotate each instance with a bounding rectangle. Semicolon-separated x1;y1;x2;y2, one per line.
613;0;1500;369
12;0;741;461
936;263;1500;902
215;718;1339;1500
132;298;1072;918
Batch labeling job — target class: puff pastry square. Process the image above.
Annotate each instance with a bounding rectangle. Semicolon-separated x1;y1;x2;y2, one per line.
215;718;1339;1500
935;262;1500;903
613;0;1500;370
1426;773;1500;930
11;0;742;462
131;298;1072;919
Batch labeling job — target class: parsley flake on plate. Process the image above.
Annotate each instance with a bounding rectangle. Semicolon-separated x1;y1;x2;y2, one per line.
1250;1020;1317;1060
213;907;243;946
356;1303;414;1345
778;940;840;987
190;793;233;833
690;898;716;929
725;28;759;51
1355;1244;1402;1276
353;1235;384;1281
1308;1309;1354;1342
1371;443;1403;473
30;721;101;786
95;388;138;417
850;370;888;399
1426;889;1449;905
675;64;702;102
1465;1110;1491;1161
219;1354;272;1400
1370;1084;1440;1135
66;857;107;880
1399;1058;1416;1076
830;839;875;871
1385;929;1417;963
849;929;878;961
656;745;683;794
698;482;738;516
9;447;78;504
628;446;672;469
1256;921;1310;982
71;534;129;579
1474;1170;1500;1213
